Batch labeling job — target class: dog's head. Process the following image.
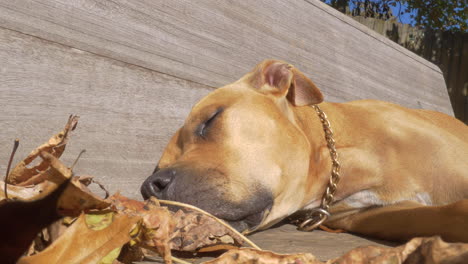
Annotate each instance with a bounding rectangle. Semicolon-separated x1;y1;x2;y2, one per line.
141;60;324;232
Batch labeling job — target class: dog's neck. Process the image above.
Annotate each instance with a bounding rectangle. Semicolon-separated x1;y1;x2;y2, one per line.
292;103;348;209
294;103;373;212
292;103;386;219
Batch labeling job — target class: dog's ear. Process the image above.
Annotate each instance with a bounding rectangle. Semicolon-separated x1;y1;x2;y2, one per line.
246;60;323;106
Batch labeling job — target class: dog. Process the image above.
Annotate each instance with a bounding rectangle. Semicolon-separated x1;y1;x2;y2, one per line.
141;60;468;242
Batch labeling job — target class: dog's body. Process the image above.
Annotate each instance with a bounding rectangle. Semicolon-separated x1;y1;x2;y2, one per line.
141;60;468;242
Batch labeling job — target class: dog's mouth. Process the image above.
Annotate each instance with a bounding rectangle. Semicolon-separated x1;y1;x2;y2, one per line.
141;167;274;232
145;195;272;233
225;206;271;233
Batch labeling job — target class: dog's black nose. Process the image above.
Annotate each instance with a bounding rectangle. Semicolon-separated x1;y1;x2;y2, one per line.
141;168;176;200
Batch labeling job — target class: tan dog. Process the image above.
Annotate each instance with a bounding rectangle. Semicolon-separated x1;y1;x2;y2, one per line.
141;60;468;242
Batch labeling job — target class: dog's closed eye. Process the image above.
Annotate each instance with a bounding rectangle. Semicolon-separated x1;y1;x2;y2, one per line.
197;108;223;139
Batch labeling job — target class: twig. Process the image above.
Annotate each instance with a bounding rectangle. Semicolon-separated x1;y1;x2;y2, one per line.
91;179;110;199
71;149;86;170
159;200;261;250
4;139;19;199
171;256;192;264
71;150;110;199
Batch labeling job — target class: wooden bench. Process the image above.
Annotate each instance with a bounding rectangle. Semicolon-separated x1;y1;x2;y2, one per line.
0;0;451;260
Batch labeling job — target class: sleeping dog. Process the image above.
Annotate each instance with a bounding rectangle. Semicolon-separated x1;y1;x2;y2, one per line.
141;60;468;242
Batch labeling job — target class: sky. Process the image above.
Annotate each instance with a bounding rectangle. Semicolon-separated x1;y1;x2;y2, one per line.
322;0;418;26
388;2;418;25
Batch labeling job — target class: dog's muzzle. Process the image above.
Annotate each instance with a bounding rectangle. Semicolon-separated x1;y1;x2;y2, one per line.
141;167;175;200
140;166;273;232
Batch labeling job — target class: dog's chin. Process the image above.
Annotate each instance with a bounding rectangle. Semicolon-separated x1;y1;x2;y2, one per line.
226;208;269;233
159;201;270;233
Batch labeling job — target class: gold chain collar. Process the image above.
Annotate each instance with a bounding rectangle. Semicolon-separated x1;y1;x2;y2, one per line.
297;105;342;231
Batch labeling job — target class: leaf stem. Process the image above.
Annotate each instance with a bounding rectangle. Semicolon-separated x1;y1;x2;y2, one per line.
4;139;19;199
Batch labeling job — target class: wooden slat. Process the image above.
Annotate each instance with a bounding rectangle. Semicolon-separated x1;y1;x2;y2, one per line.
0;0;456;198
0;28;211;198
0;0;453;114
0;2;458;255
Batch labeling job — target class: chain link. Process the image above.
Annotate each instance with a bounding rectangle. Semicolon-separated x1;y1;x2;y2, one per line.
298;105;341;231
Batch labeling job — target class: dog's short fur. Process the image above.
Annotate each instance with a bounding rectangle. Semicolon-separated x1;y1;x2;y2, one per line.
141;60;468;242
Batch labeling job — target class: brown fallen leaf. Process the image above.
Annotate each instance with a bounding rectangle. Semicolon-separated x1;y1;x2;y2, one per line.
327;245;400;264
109;194;175;264
159;199;260;253
170;208;244;252
17;212;140;264
202;236;468;264
401;236;468;264
57;175;110;217
326;236;468;264
0;151;110;263
7;115;79;185
1;151;72;202
30;217;73;254
0;176;71;264
117;244;145;263
1;152;109;215
107;195;253;262
202;248;322;264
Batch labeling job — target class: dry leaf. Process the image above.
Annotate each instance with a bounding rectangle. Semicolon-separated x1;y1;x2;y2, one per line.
0;176;71;263
116;244;145;263
7;115;79;185
0;152;109;263
170;208;244;252
401;237;468;264
17;212;140;264
329;236;468;264
327;245;400;264
109;194;174;263
202;236;468;264
57;176;110;216
1;152;109;214
203;248;322;264
1;151;72;202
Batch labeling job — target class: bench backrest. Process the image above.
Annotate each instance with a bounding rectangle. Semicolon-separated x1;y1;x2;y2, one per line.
0;0;451;198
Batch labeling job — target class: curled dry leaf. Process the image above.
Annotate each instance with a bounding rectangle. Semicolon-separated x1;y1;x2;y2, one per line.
57;176;110;217
328;236;468;264
202;248;322;264
105;195;257;262
17;212;140;264
7;115;79;185
109;194;175;264
1;152;109;215
0;151;110;263
203;236;468;264
0;150;113;263
1;151;72;202
401;236;468;264
170;208;244;252
0;176;71;264
33;217;73;253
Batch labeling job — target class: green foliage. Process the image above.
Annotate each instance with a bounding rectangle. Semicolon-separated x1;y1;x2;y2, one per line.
322;0;468;32
403;0;467;32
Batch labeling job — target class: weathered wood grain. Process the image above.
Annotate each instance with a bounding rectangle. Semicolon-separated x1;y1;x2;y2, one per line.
0;1;456;258
0;0;455;198
0;0;452;114
0;28;211;198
